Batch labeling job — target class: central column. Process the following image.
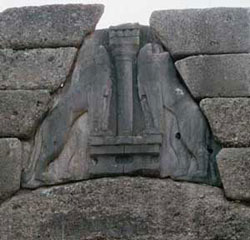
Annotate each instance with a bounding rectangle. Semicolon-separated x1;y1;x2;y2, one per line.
109;24;140;136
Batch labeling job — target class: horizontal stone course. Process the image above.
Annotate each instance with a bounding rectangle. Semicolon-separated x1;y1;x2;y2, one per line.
150;8;250;58
1;177;250;239
217;148;250;201
175;54;250;99
0;138;22;202
0;48;77;92
200;98;250;147
0;4;104;49
0;90;51;138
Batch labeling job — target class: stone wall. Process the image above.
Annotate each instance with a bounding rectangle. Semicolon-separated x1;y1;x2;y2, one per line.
1;5;250;240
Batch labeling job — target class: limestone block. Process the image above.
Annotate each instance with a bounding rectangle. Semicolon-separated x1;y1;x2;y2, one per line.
0;90;51;138
175;54;250;99
0;48;77;92
217;148;250;201
200;98;250;147
0;4;104;49
150;8;250;58
0;138;22;202
1;177;250;239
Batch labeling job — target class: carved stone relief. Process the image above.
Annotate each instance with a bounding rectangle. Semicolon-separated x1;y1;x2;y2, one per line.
22;24;221;188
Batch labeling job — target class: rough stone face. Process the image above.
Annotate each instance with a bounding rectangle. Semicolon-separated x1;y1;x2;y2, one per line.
22;113;90;187
0;4;104;49
1;177;250;239
150;8;250;58
0;48;77;92
175;54;250;99
217;148;250;201
0;90;51;138
200;98;250;147
0;138;22;202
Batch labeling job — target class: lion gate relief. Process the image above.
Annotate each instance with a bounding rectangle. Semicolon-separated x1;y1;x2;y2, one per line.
23;24;221;188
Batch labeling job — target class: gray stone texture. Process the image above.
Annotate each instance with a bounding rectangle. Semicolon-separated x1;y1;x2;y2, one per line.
22;113;90;187
150;8;250;58
138;43;220;185
0;48;77;92
22;32;107;188
217;148;250;201
0;90;51;138
175;54;250;99
0;4;104;49
1;177;250;239
200;98;250;147
0;138;22;202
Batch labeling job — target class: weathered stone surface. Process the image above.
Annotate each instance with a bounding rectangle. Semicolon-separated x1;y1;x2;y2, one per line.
0;138;21;202
175;54;250;99
138;43;220;185
1;177;250;239
22;32;108;188
0;4;104;49
217;148;250;201
0;90;51;138
23;28;220;188
0;48;77;92
150;8;250;58
200;98;250;147
22;113;90;187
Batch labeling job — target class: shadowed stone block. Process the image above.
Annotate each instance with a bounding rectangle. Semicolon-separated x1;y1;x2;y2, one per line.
0;90;51;138
0;4;104;49
175;54;250;99
200;98;250;147
150;8;250;58
0;138;21;202
0;48;77;92
217;148;250;201
1;178;250;239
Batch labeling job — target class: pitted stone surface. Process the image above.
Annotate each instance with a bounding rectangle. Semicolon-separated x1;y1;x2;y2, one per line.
0;4;104;49
175;54;250;99
0;138;22;202
150;8;250;58
217;148;250;201
0;90;51;138
200;98;250;147
1;178;250;239
0;48;77;92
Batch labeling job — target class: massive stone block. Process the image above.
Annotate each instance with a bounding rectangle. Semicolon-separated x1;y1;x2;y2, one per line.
217;148;250;201
0;48;77;92
175;54;250;99
1;177;250;239
200;98;250;147
0;90;51;138
0;4;104;49
150;8;250;58
0;138;22;202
